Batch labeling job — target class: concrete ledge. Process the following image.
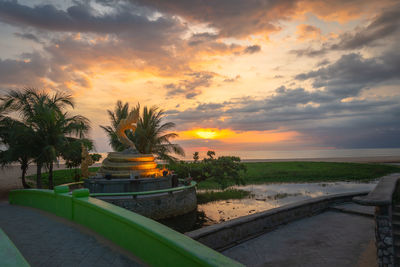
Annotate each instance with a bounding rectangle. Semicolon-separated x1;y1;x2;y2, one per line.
186;191;370;250
353;173;400;206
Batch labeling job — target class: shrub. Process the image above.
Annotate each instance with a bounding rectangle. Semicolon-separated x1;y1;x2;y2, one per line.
169;151;246;189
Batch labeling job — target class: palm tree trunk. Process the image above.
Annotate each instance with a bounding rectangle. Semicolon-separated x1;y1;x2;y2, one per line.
48;162;54;189
36;163;42;189
21;166;30;189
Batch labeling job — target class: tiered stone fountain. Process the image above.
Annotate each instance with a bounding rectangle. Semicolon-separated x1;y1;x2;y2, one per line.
83;109;196;220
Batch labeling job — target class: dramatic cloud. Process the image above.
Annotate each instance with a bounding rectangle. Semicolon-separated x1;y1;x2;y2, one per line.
0;1;179;34
133;0;395;38
292;4;400;56
168;48;400;148
296;24;321;41
13;32;41;43
295;51;400;97
164;72;215;99
242;45;261;54
0;52;48;90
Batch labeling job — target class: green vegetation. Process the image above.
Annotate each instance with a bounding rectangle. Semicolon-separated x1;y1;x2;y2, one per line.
100;101;184;162
26;167;99;189
197;189;251;204
25;161;400;200
197;161;400;189
0;88;91;189
169;151;247;189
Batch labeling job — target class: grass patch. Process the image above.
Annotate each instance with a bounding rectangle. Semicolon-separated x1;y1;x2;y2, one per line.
27;162;400;190
197;162;400;189
26;167;100;189
197;189;251;204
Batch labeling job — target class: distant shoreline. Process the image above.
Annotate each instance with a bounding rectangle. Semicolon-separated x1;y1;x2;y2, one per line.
240;156;400;163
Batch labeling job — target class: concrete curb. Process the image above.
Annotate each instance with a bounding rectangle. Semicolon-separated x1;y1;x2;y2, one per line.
186;190;370;250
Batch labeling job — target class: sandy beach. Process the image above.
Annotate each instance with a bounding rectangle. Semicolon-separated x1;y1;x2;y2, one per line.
1;156;399;201
0;164;82;201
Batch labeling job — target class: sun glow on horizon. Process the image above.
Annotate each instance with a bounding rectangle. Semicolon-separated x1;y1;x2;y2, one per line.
181;128;235;140
178;128;299;143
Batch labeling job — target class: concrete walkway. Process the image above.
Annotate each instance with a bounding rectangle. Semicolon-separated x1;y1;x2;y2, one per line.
222;206;377;267
0;202;144;267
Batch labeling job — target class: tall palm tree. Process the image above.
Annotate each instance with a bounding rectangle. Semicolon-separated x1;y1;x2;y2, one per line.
0;118;35;188
1;88;90;189
32;107;90;188
101;101;184;162
100;100;132;152
134;106;185;162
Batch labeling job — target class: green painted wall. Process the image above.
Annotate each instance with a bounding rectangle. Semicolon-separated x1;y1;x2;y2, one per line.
0;228;30;267
9;187;243;267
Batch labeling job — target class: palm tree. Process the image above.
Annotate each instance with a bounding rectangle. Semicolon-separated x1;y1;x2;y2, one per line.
100;101;132;152
0;118;35;188
101;101;184;162
32;107;90;188
134;106;185;162
1;88;90;189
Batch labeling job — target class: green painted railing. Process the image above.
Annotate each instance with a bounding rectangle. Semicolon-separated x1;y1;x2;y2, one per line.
0;228;30;267
90;181;197;197
9;187;243;267
60;180;197;197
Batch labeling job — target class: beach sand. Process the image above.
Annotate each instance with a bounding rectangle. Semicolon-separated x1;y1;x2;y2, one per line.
0;164;76;201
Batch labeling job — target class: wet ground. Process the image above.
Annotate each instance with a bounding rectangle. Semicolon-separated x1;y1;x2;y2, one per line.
198;181;377;224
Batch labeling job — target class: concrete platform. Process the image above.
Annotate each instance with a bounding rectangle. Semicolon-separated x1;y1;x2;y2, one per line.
222;210;376;267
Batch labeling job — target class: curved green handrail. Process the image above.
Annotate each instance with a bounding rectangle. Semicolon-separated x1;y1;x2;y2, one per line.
90;181;196;197
60;180;197;197
9;187;243;267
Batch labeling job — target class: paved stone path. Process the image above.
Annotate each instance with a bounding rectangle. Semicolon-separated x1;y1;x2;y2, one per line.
222;208;377;267
0;202;144;267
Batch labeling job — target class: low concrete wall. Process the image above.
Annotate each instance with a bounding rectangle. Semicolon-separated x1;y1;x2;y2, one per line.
97;186;197;220
187;191;369;250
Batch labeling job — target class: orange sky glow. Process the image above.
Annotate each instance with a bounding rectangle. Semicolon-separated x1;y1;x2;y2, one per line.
0;0;399;158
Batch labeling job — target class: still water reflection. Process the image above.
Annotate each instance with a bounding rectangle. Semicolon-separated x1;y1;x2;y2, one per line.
198;181;377;225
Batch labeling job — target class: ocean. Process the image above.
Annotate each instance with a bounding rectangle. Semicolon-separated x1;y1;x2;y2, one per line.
95;148;400;162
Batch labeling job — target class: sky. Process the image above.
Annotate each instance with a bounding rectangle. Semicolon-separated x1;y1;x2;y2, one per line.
0;0;399;158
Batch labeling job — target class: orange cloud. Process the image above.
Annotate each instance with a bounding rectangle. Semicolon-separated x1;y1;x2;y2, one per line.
296;0;396;22
296;24;322;41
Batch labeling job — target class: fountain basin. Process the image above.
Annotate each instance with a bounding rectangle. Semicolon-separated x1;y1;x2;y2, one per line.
83;176;172;193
